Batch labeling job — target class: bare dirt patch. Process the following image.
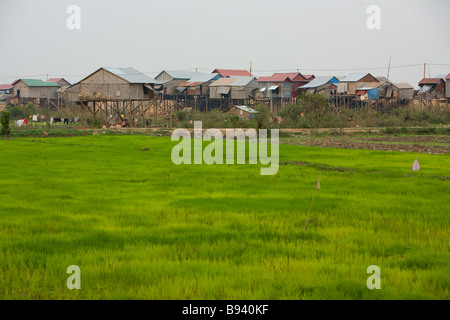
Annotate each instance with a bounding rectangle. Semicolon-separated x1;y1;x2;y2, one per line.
283;136;450;154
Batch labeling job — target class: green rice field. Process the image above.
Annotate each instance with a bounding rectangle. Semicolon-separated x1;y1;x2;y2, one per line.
0;135;448;299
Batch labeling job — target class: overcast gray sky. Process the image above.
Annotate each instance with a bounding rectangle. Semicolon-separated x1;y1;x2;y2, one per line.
0;0;449;88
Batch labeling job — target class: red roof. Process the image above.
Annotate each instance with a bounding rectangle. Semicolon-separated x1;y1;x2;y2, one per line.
272;73;299;81
0;84;13;90
257;75;290;82
419;78;443;85
445;73;450;80
304;75;315;80
48;78;62;82
212;69;253;77
257;73;309;82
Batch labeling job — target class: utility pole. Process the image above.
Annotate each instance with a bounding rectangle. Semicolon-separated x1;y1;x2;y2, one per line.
424;63;426;79
387;56;392;80
250;61;252;76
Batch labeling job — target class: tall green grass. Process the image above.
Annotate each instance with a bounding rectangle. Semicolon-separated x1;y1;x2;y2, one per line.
0;136;448;299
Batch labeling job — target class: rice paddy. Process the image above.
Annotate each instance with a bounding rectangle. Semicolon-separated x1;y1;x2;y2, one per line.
0;135;448;299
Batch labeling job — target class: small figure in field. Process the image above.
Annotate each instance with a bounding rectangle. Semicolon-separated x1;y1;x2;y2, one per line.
348;116;355;128
120;114;130;127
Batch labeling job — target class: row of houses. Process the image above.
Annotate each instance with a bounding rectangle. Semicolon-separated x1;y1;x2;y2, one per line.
1;67;450;104
0;78;71;103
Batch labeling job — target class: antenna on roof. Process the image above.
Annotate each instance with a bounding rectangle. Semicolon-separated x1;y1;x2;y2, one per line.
424;63;426;79
387;56;392;80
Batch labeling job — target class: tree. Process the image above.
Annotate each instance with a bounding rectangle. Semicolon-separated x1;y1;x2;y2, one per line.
253;104;273;130
297;92;335;128
1;111;11;137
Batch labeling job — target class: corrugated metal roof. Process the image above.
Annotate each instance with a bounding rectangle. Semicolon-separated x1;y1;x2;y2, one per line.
445;73;450;80
395;83;414;89
233;106;259;114
0;84;13;90
104;67;155;84
300;76;338;89
257;73;305;82
230;76;256;86
212;69;253;77
157;70;200;80
340;73;370;82
155;79;172;85
18;79;60;87
375;76;388;82
419;78;443;85
178;81;202;87
185;73;222;83
210;78;235;86
257;76;276;82
418;85;433;93
210;76;255;87
47;78;62;82
358;85;380;90
257;74;290;82
273;73;303;81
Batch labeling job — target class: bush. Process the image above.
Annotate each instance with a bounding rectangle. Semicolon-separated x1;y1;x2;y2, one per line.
1;111;11;137
253;104;274;130
278;104;303;127
92;118;102;128
6;104;36;120
296;93;335;128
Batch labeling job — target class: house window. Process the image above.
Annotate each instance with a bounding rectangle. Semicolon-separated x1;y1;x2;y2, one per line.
116;91;121;97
